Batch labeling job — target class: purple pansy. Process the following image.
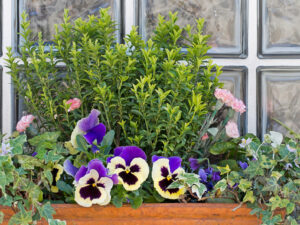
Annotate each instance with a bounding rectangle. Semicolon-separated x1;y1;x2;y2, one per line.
212;171;221;182
65;159;117;207
151;155;186;199
64;159;118;185
71;109;106;153
189;158;201;171
32;152;37;157
197;167;220;191
198;169;207;182
238;161;248;170
107;146;149;191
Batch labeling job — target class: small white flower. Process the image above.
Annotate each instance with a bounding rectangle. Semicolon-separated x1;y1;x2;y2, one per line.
287;145;296;153
239;138;252;148
0;142;12;156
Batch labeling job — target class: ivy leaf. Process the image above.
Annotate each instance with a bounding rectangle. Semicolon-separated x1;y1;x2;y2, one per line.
36;202;55;220
243;191;255;203
214;179;227;192
44;150;63;163
217;165;231;175
167;180;184;189
286;202;295;215
207;127;218;136
10;135;26;155
269;131;283;147
191;183;207;199
28;132;60;146
44;170;53;184
8;204;32;225
238;179;252;192
260;155;276;169
16;155;43;169
48;219;67;225
244;160;264;179
262;177;280;195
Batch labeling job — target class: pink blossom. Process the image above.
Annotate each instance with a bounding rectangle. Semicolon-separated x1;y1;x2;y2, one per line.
201;133;209;140
230;99;246;114
214;88;235;106
66;98;81;112
225;120;240;138
16;115;35;132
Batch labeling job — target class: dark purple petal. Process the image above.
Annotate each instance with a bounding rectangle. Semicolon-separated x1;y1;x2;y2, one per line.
168;156;182;173
86;178;96;185
152;155;164;163
79;185;101;200
198;169;207;182
32;152;37;157
159;178;179;194
212;172;221;182
83;132;97;145
115;164;126;170
130;164;140;173
238;161;248;170
189;158;201;171
161;167;169;177
97;183;105;188
87;159;107;178
63;159;79;177
119;171;138;185
75;166;88;182
84;123;106;145
78;109;100;132
116;146;147;166
206;181;214;191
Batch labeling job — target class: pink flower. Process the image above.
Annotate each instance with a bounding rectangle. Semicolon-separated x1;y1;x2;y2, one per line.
16;115;35;132
214;88;246;114
225;120;240;138
201;133;209;140
214;88;235;106
66;98;81;112
230;99;246;114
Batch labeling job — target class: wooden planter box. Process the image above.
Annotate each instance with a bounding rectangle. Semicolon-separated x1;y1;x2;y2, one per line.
1;203;261;225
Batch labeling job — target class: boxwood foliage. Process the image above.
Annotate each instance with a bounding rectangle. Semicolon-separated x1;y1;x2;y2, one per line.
6;9;222;160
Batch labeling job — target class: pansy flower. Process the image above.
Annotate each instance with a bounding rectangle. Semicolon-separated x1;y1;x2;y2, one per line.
189;157;201;171
152;155;186;199
51;164;64;193
65;159;117;207
107;146;149;191
238;161;248;170
198;167;221;191
71;109;106;153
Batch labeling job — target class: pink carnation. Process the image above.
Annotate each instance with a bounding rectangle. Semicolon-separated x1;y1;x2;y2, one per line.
214;88;235;105
16;115;35;132
230;99;246;114
66;98;81;112
214;88;246;114
225;120;240;138
201;133;209;140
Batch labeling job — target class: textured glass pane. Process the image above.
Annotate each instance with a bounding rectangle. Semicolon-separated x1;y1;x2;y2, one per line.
19;0;118;42
261;0;300;55
259;69;300;137
219;69;246;133
140;0;246;56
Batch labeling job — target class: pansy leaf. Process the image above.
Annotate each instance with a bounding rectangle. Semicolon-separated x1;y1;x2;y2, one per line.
76;135;89;152
101;130;115;147
112;195;123;208
129;195;143;209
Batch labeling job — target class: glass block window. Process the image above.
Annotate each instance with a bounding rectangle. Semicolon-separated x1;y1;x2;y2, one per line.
258;68;300;137
18;0;121;44
260;0;300;56
139;0;247;57
219;67;247;134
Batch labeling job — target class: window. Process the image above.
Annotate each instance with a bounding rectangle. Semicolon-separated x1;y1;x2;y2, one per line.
1;0;300;137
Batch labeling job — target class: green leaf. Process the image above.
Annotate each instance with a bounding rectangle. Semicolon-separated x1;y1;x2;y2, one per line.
243;191;255;203
262;177;280;195
191;183;207;199
101;130;115;147
8;206;32;225
210;142;236;155
44;150;63;163
238;179;252;192
244;160;264;179
130;195;143;209
16;155;43;170
286;202;295;215
112;195;123;208
48;219;67;225
207;127;218;136
44;170;53;184
214;179;227;192
56;180;73;194
76;135;89;152
218;160;239;171
28;132;60;146
260;155;276;169
217;165;231;175
10;135;27;155
36;202;55;220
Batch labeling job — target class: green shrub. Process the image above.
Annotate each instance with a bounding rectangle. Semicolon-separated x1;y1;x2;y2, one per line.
6;9;222;160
